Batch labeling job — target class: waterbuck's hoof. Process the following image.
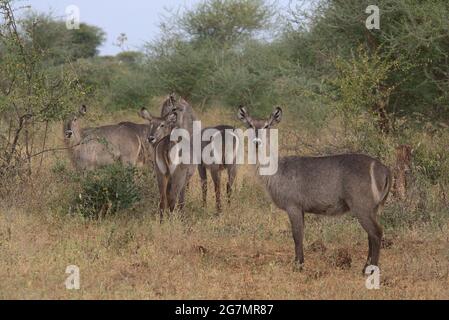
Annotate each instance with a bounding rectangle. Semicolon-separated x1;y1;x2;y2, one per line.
293;261;304;272
362;265;369;275
363;264;378;275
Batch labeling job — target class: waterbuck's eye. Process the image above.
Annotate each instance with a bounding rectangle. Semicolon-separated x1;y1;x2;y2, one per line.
160;123;165;128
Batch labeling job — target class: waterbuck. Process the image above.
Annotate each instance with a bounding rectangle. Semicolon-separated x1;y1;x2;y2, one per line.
141;107;195;221
63;105;151;170
198;125;238;213
163;93;239;213
160;93;198;134
160;93;198;190
237;106;392;272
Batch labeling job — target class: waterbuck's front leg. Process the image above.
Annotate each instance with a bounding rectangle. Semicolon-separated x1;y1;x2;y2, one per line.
198;165;208;208
226;165;237;205
286;206;305;269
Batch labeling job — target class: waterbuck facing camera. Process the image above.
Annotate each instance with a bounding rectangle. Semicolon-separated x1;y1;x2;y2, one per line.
237;106;392;272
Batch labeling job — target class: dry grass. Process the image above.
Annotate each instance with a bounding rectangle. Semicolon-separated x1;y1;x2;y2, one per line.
0;105;448;300
1;191;448;299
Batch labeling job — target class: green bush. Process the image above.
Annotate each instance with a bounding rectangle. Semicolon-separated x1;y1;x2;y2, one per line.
107;67;154;110
72;56;154;110
73;164;142;218
413;147;448;186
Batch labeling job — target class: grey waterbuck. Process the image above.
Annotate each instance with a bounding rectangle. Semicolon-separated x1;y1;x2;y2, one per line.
198;125;238;213
63;105;151;170
163;93;239;213
141;107;195;221
160;93;198;189
237;106;392;272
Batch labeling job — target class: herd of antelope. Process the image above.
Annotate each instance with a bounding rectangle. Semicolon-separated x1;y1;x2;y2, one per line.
63;93;391;273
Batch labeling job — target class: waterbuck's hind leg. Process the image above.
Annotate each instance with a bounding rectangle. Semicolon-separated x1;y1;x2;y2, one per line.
168;169;188;213
286;206;305;269
198;165;208;208
226;165;237;205
178;167;193;212
355;208;383;274
178;183;187;212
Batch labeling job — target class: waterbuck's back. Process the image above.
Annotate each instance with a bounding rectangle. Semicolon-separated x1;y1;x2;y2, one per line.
118;122;153;165
200;125;237;168
70;124;144;169
264;153;391;215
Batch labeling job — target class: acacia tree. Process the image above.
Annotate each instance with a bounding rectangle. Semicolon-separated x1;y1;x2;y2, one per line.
20;12;105;65
178;0;273;45
146;0;275;101
0;0;84;183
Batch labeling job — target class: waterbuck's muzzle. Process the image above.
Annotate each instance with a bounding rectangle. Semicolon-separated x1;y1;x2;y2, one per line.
252;137;263;146
148;136;156;144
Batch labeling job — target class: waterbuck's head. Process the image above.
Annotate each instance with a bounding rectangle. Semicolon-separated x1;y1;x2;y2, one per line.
161;92;192;128
237;105;283;146
237;106;282;175
161;92;177;115
64;105;87;140
139;107;178;144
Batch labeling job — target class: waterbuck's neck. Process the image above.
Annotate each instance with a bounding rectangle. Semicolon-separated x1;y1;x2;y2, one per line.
251;128;279;178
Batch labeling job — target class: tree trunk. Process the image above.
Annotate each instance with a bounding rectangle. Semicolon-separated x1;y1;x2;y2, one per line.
393;145;412;201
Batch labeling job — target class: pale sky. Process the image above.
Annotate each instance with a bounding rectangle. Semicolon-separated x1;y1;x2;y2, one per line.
23;0;296;56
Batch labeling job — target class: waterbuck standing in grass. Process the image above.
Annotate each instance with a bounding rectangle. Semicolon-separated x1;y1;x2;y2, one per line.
198;125;238;213
237;106;392;272
141;107;196;221
63;105;152;170
163;94;239;213
160;93;198;189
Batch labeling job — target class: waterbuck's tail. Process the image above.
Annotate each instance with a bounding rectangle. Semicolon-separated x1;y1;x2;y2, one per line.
379;167;392;205
370;161;392;206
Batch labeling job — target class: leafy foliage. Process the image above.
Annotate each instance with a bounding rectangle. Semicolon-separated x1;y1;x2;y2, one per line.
73;164;142;218
0;1;85;178
286;0;449;120
20;12;105;65
177;0;273;44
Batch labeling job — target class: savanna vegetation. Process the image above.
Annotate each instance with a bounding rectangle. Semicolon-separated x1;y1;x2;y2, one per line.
0;0;448;299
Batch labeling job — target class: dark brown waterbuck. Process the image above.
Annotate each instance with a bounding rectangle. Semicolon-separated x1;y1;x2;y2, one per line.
63;105;152;170
237;106;392;272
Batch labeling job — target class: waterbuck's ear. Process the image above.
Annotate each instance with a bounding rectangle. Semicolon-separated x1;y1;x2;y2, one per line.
139;107;152;121
237;105;253;127
79;105;87;116
169;92;177;106
267;106;283;128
